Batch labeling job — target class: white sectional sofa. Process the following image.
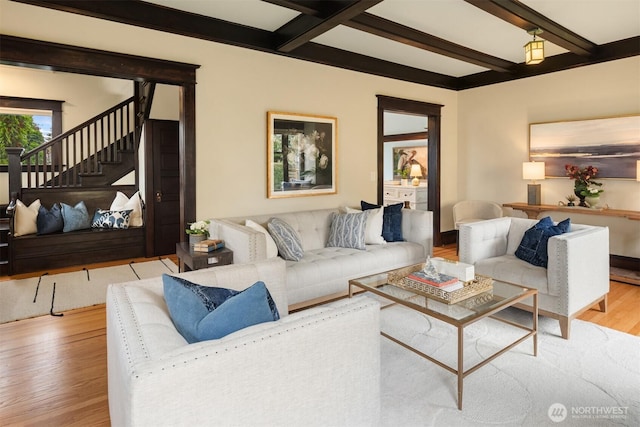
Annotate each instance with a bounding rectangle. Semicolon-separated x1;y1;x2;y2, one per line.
211;207;433;308
459;216;610;339
107;258;381;426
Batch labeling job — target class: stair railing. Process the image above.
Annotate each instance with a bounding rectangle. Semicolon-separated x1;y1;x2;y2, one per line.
18;96;137;189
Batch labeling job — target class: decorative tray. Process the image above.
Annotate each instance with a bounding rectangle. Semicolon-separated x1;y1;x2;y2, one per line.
388;263;493;305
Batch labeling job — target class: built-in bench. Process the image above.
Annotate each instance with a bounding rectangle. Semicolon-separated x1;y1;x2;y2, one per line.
8;186;146;275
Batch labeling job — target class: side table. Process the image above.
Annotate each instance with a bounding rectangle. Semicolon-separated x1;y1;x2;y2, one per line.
175;242;233;272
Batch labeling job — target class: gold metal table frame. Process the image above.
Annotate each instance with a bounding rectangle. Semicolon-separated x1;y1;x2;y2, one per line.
349;270;538;410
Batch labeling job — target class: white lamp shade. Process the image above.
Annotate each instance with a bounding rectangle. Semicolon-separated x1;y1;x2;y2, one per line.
522;162;545;180
410;164;422;178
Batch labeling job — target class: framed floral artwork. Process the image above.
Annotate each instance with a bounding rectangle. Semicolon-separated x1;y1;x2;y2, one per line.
529;115;640;179
267;111;337;198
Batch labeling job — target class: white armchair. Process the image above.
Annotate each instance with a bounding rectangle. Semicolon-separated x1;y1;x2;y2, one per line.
107;258;381;426
459;217;609;339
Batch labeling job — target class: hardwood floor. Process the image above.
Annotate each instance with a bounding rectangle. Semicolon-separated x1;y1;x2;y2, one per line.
0;246;638;425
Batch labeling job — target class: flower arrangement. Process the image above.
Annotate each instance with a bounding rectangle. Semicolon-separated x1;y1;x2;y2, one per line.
186;220;210;237
565;164;604;199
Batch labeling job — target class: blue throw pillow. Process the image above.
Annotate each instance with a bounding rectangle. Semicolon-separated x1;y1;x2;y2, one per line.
91;209;132;229
361;201;403;242
61;201;91;232
37;203;64;235
515;216;571;268
267;217;304;261
163;275;280;344
326;211;367;250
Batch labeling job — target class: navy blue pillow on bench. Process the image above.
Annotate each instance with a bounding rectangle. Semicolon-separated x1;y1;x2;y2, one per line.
37;203;64;235
515;216;571;268
361;201;403;242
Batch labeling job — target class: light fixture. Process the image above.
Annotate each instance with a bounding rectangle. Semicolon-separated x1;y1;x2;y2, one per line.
524;28;545;65
410;164;422;186
523;161;545;205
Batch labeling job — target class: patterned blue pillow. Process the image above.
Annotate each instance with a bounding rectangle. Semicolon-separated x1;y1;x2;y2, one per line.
267;217;304;261
37;203;64;235
162;275;280;343
515;216;571;267
361;201;404;242
61;201;91;232
326;211;367;250
91;209;133;229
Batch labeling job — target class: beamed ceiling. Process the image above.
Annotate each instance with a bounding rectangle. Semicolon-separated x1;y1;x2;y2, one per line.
8;0;640;90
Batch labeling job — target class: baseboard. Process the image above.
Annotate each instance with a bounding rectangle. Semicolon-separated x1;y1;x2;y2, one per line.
440;230;457;246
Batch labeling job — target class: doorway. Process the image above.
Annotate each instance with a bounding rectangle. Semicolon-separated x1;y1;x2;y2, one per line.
377;95;442;246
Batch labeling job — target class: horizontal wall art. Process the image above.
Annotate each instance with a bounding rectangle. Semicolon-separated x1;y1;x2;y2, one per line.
267;111;337;198
529;115;640;179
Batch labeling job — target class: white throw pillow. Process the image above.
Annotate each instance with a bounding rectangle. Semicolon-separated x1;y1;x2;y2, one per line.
111;191;143;227
345;206;386;245
14;199;41;237
245;219;278;258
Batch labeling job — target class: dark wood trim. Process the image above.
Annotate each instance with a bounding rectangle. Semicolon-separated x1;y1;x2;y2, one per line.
611;254;640;272
377;95;442;247
464;0;596;56
179;84;197;243
0;34;198;85
457;36;640;90
0;35;200;261
0;96;63;140
440;230;457;246
11;0;636;90
275;0;383;53
383;131;428;142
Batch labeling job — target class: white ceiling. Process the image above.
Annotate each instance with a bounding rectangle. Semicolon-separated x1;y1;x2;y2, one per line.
146;0;640;78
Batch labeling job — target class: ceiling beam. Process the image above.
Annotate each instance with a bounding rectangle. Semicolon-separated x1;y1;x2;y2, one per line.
276;0;383;53
347;13;516;73
267;0;517;72
456;36;640;90
465;0;596;56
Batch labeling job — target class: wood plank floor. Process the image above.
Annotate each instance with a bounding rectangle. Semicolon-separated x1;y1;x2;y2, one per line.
0;246;638;425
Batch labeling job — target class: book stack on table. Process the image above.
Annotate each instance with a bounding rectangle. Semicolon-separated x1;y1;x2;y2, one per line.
406;270;463;292
193;239;225;253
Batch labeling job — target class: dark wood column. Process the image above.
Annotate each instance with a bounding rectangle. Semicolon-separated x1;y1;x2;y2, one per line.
179;83;197;242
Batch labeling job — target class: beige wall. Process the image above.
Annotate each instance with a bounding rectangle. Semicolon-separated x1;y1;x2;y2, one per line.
459;57;640;256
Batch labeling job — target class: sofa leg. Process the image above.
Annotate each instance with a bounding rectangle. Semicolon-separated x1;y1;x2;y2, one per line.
598;295;608;313
559;317;570;340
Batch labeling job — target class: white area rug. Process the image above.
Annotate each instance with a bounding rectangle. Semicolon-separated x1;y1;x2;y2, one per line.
378;303;640;426
0;259;178;323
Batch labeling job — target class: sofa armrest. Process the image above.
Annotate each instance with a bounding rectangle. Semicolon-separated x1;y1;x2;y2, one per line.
112;296;381;426
401;209;433;257
547;226;610;315
459;217;512;264
211;218;267;263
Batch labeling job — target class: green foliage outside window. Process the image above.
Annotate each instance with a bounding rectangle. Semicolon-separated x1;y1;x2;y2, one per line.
0;114;45;165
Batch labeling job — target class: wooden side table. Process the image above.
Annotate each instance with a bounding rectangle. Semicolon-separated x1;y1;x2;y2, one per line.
175;242;233;272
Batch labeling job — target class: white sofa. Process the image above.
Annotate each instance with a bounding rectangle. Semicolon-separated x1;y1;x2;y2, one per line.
459;217;609;339
107;258;381;426
212;207;433;309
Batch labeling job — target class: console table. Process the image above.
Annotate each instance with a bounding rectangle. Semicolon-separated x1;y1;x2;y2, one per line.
503;202;640;221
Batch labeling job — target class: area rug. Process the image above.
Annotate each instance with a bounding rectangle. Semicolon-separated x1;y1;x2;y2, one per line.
378;303;640;426
0;258;178;323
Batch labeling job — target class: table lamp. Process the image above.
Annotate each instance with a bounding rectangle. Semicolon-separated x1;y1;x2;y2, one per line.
522;161;545;205
410;164;422;186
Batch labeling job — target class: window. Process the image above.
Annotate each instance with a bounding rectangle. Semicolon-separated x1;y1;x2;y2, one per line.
0;97;63;170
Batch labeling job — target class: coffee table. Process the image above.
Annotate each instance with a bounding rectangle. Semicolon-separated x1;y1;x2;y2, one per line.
349;265;538;410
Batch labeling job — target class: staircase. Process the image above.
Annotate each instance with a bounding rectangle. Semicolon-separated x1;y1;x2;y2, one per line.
7;82;155;195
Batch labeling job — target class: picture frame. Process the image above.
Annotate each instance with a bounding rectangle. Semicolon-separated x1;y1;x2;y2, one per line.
267;111;337;198
392;146;427;180
529;115;640;179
